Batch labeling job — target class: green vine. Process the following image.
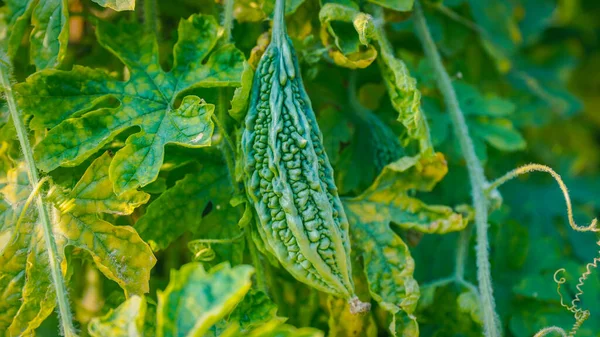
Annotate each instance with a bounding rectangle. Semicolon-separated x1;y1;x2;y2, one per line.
413;2;501;337
0;57;77;336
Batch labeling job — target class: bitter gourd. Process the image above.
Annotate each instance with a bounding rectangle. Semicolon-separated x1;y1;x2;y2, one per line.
241;0;368;311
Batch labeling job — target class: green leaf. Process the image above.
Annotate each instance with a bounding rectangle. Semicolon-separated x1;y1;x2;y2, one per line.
207;289;284;336
366;0;413;12
0;153;154;333
16;15;247;194
318;107;352;165
54;152;155;296
244;320;324;337
0;165;56;335
468;0;521;71
88;295;146;337
229;62;254;121
136;161;244;262
319;3;378;69
91;0;136;11
0;0;68;69
424;81;525;160
156;262;254;337
378;46;431;154
343;154;466;336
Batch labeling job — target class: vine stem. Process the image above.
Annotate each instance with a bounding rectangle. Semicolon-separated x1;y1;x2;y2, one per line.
0;62;76;335
413;2;501;337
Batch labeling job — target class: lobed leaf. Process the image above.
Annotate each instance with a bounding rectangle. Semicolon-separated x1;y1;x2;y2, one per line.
157;263;254;337
0;153;154;333
88;295;146;337
343;153;466;335
16;15;247;194
207;290;284;336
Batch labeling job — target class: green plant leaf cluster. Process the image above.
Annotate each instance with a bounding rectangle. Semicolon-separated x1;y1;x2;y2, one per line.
1;0;599;336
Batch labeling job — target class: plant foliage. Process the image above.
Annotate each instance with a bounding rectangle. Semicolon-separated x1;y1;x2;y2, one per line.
0;0;599;336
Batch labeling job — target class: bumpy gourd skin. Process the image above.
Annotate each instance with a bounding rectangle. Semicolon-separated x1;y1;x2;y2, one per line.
242;32;355;298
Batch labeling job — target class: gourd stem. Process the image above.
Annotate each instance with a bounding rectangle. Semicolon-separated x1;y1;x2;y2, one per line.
0;62;76;336
272;0;286;44
413;2;501;337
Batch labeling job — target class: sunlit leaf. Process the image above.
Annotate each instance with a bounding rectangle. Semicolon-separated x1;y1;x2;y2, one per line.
0;152;154;333
343;153;465;335
88;295;146;337
157;262;254;337
16;15;247;194
319;3;378;69
327;295;378;337
91;0;136;11
207;289;284;336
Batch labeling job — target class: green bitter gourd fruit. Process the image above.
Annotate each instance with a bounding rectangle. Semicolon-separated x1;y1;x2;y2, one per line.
241;0;369;313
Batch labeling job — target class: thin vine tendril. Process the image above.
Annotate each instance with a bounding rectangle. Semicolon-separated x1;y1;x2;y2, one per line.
486;164;598;233
187;231;245;262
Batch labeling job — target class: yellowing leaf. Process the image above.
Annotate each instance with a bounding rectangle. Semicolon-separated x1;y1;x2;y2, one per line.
343;153;466;335
327;295;378;337
244;320;324;337
319;3;378;69
91;0;135;11
157;263;254;337
88;295;146;337
0;153;154;333
378;47;431;154
54;152;155;296
16;15;248;194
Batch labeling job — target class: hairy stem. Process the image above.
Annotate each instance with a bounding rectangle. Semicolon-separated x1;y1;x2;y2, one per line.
0;62;76;336
222;0;235;42
413;2;501;336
